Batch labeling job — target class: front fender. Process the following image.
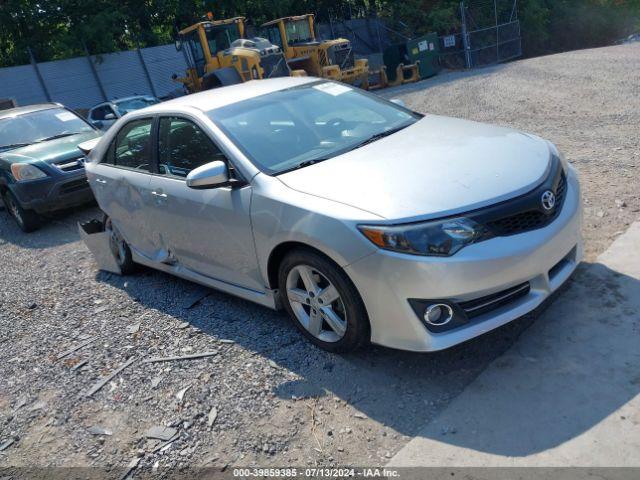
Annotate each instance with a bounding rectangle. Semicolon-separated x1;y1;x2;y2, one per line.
250;176;381;287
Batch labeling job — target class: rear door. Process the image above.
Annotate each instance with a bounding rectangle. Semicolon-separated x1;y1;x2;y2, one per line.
89;117;159;258
146;115;262;291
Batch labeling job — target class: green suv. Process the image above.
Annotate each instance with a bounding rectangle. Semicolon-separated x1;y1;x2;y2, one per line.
0;104;100;232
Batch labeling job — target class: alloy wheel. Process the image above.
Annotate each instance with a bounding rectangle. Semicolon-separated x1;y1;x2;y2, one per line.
285;264;347;343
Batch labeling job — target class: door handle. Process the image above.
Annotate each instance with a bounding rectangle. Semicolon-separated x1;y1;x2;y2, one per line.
95;178;107;184
151;191;168;198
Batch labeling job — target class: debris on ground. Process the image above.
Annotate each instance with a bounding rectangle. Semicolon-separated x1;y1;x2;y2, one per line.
84;357;138;397
145;426;178;441
127;322;141;334
180;288;210;309
0;439;15;451
207;407;218;428
56;337;97;360
87;426;113;436
121;456;141;480
142;351;218;363
175;385;191;404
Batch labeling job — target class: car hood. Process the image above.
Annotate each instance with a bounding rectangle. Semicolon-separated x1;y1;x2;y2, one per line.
0;131;100;165
278;115;552;221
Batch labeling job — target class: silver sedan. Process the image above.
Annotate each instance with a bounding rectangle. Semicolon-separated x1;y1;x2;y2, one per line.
82;77;582;352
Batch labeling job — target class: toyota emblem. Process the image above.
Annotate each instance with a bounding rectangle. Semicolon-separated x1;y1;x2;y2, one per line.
541;190;556;211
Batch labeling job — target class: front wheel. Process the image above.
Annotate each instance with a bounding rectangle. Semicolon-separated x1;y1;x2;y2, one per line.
279;249;369;353
2;190;41;233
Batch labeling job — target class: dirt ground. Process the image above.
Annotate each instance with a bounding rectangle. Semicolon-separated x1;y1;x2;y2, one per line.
1;44;638;473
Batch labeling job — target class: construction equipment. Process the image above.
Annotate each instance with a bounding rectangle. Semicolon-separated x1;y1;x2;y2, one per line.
260;14;370;87
172;15;291;93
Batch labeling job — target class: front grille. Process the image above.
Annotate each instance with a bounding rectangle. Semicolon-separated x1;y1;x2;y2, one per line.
459;282;531;319
53;157;85;173
60;178;90;194
486;172;567;236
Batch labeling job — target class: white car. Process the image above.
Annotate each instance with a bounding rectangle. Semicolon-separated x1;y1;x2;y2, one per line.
81;77;582;352
87;95;160;131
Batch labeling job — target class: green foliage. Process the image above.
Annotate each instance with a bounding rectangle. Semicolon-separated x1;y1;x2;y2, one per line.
0;0;638;67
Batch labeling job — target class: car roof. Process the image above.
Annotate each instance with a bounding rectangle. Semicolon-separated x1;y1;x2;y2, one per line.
0;103;60;120
143;77;319;114
90;95;156;109
113;95;157;103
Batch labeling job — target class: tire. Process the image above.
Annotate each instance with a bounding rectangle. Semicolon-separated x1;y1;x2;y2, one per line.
2;190;41;233
103;214;136;275
278;249;369;353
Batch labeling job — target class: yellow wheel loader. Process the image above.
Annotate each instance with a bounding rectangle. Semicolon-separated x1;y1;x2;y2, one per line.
172;16;292;93
260;14;371;88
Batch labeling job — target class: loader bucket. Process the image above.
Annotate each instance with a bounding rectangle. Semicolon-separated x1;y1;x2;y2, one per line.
78;219;122;275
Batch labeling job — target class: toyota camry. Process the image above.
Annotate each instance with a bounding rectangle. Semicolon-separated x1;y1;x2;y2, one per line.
81;77;582;352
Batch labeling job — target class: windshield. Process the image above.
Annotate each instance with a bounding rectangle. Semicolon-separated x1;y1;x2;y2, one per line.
209;82;419;174
285;20;313;44
0;108;93;151
115;97;159;114
205;24;241;55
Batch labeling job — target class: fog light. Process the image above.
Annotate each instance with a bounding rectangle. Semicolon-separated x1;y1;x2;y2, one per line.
424;304;454;326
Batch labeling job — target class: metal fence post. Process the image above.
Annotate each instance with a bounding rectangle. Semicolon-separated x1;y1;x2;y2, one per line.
27;47;52;102
460;2;472;69
82;41;108;101
137;47;158;97
494;0;500;63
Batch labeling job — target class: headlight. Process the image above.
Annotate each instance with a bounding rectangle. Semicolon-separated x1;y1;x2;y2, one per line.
10;163;48;182
358;217;486;257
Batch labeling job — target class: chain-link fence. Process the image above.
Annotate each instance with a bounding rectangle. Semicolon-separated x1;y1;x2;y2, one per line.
462;0;522;68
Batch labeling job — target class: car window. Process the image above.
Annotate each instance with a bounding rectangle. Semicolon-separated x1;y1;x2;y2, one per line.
111;119;153;171
158;117;227;179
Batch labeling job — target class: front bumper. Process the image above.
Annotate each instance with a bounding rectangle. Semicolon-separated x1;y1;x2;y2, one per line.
11;170;94;214
345;167;583;352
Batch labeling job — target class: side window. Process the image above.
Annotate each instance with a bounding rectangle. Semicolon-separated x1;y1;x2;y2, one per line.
113;119;153;171
158;117;227;178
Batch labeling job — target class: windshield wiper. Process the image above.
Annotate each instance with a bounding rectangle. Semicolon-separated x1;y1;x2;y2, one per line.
277;157;332;175
350;124;412;150
0;142;33;151
35;132;83;143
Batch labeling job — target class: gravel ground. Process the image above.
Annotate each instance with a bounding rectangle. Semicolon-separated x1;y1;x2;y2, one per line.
1;44;638;473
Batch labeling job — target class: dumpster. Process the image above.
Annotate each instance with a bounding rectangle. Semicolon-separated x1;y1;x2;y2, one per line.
406;33;440;79
383;33;440;83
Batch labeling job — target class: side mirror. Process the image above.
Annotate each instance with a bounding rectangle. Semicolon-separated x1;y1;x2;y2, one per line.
186;161;229;189
92;120;104;129
104;113;116;120
390;98;407;108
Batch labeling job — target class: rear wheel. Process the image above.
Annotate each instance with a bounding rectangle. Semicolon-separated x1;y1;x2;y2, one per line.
279;249;369;352
103;215;136;274
2;190;41;233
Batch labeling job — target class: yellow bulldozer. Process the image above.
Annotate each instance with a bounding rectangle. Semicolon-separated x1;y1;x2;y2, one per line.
172;15;292;93
259;14;372;88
